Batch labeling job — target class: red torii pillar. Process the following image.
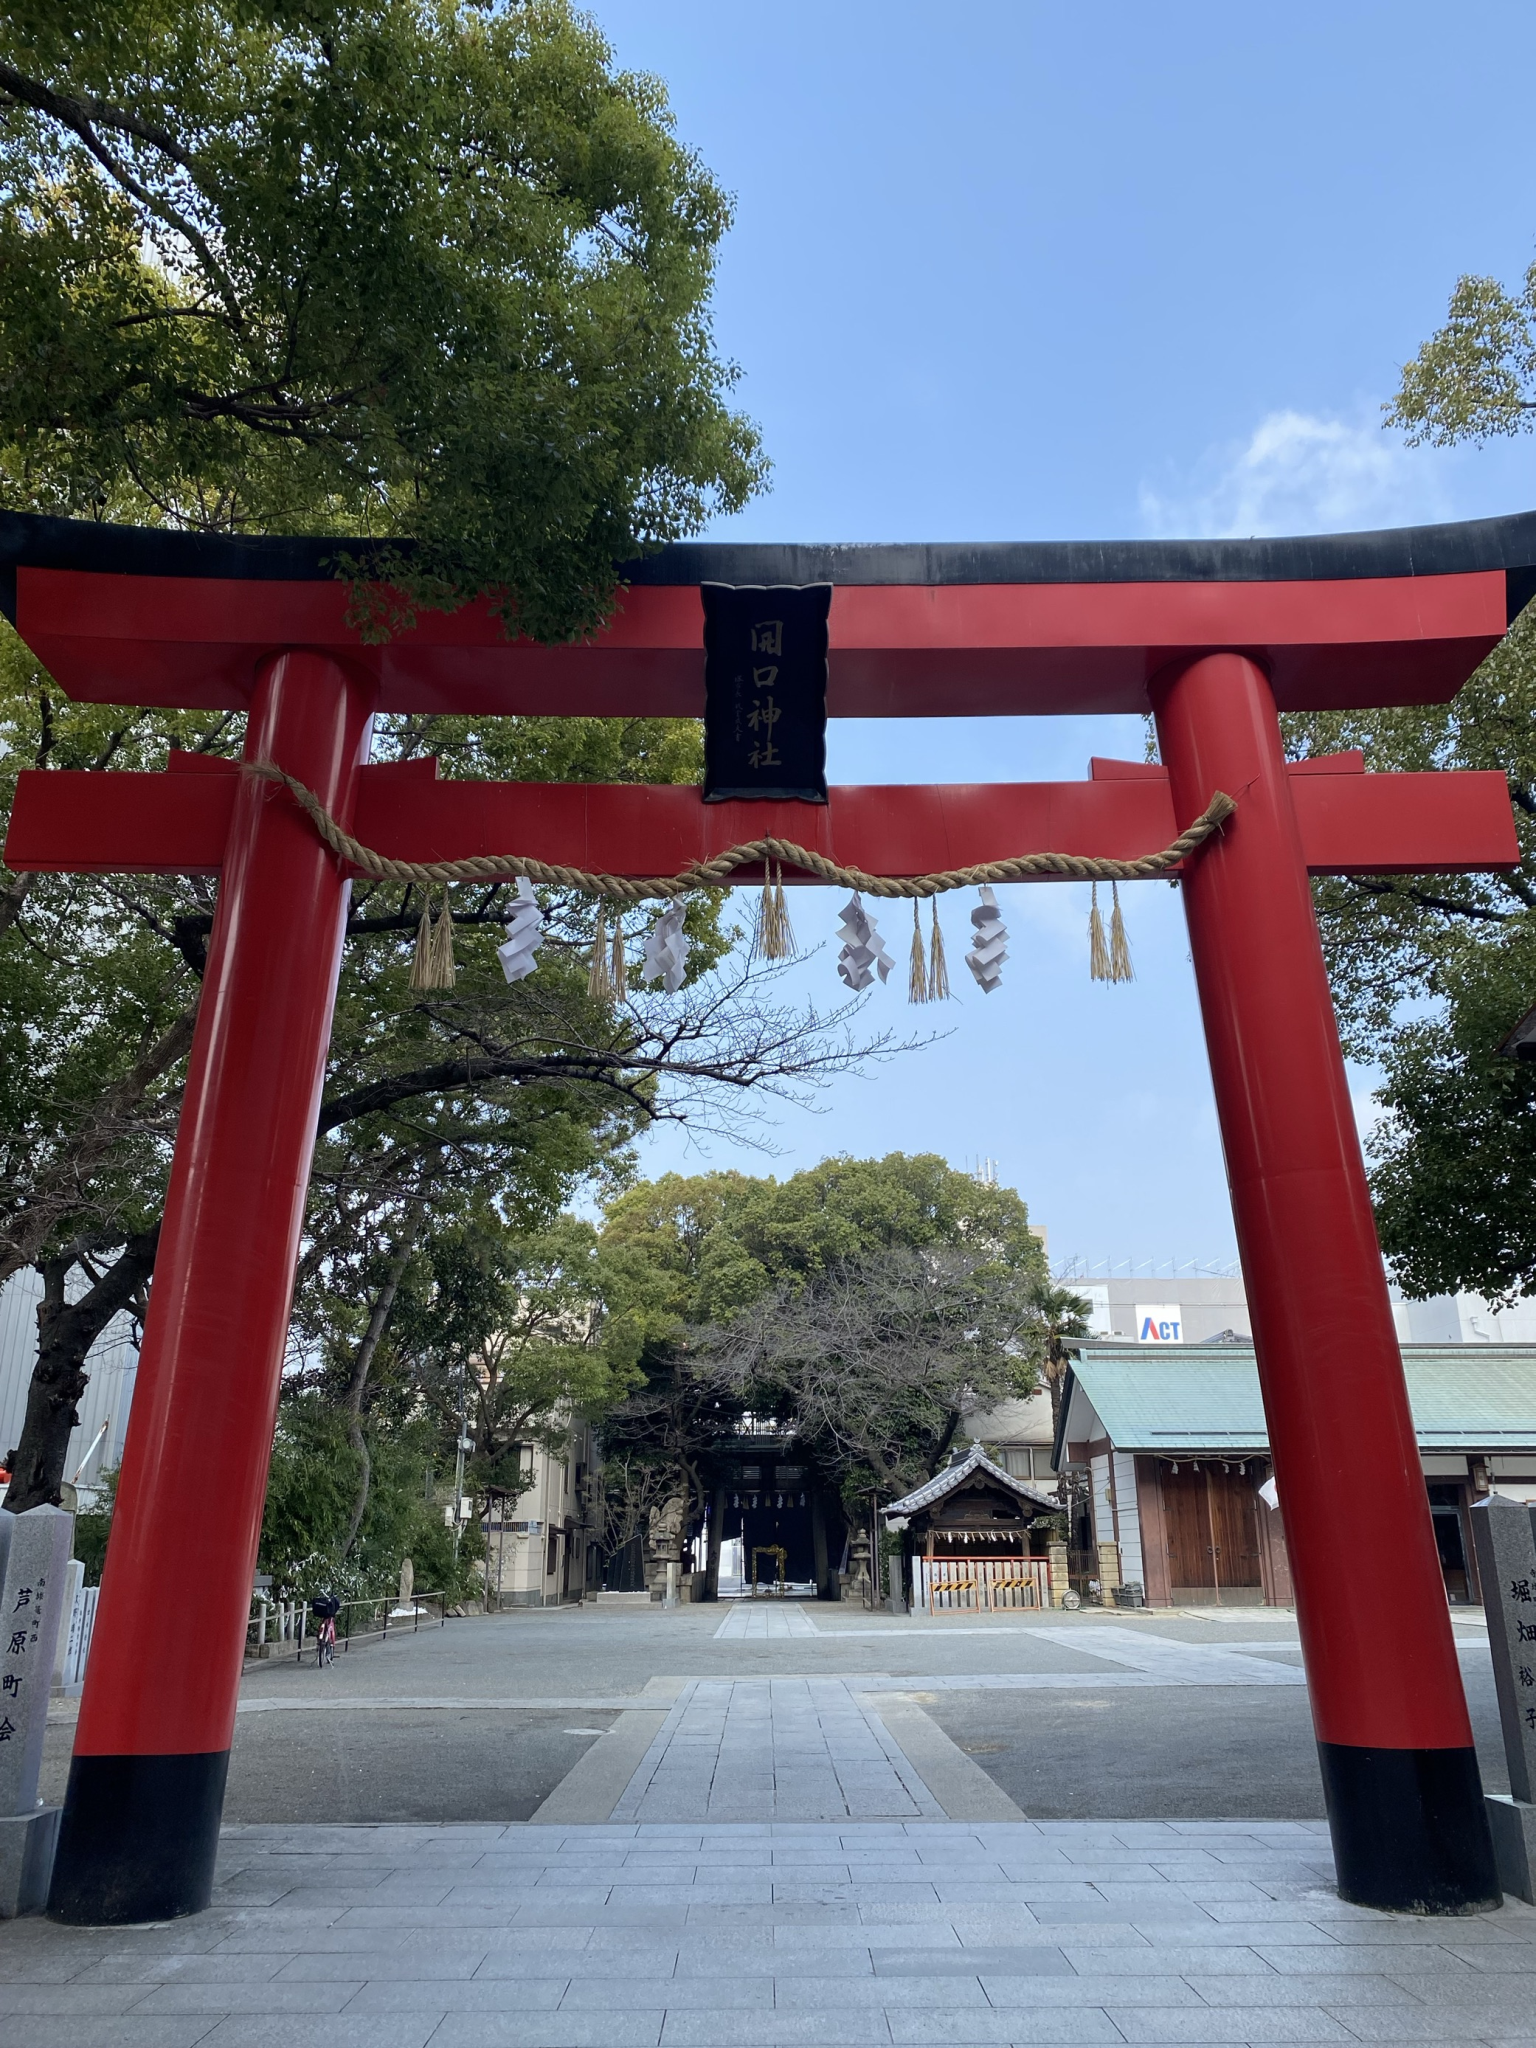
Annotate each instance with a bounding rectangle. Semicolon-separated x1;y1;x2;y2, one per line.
1;516;1524;1920
1154;653;1495;1908
55;653;374;1922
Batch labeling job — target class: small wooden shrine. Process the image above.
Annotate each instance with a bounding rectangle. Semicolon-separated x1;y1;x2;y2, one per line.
884;1440;1061;1612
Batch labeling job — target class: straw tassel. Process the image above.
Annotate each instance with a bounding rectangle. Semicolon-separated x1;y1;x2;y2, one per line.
908;900;929;1004
753;862;796;961
773;867;795;958
610;912;628;1000
927;900;950;1001
411;888;457;991
1108;881;1134;983
1089;882;1112;982
588;903;613;1001
410;890;435;990
428;887;457;987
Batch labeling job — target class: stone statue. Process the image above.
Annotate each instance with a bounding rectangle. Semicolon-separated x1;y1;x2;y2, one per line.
396;1556;414;1612
645;1497;686;1600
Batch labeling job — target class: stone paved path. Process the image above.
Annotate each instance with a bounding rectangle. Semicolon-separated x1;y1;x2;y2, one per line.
4;1819;1535;2047
714;1605;820;1641
16;1604;1522;2043
612;1679;943;1822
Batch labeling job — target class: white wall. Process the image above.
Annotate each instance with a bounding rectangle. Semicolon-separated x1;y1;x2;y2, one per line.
1090;1451;1114;1547
0;1271;138;1495
1111;1450;1143;1586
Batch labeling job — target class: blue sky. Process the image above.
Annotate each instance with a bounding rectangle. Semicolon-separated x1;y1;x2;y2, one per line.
592;1;1536;1270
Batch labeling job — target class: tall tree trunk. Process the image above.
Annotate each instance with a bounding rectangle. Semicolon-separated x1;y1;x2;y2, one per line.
926;1406;963;1476
0;1001;197;1290
6;1228;160;1513
338;1225;421;1560
1044;1351;1066;1438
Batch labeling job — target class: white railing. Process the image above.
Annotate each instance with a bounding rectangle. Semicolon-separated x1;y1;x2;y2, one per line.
914;1556;1050;1614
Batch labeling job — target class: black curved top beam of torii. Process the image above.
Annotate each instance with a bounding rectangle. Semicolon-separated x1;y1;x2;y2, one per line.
1;506;1534;720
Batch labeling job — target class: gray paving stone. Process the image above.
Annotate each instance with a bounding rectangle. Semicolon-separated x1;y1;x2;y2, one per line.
341;1980;567;2011
875;1947;1073;1977
1308;1917;1526;1946
198;2024;443;2048
1057;1945;1271;1975
1105;2009;1356;2042
0;1987;155;2015
1029;1897;1210;1925
659;2018;893;2047
776;1973;988;2007
1442;1941;1536;1971
431;2019;664;2048
979;1975;1206;2006
561;1975;774;2009
132;1984;365;2016
1135;1920;1339;1947
1318;2012;1514;2042
331;1905;520;1927
0;1951;104;1982
275;1951;482;1980
1187;1974;1420;2005
884;2014;1124;2044
1377;1971;1536;2008
0;2023;218;2048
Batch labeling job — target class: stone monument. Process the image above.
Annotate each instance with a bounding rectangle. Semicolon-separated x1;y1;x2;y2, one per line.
1470;1493;1536;1901
645;1496;685;1601
847;1526;873;1608
0;1504;74;1916
50;1559;84;1692
390;1555;415;1618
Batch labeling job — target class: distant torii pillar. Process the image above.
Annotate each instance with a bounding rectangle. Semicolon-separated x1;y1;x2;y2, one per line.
2;510;1528;1919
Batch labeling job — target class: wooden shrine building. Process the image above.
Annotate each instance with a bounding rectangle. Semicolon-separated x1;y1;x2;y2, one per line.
885;1440;1061;1613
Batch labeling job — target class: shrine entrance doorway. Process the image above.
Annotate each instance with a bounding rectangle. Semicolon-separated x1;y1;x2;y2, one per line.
5;509;1528;1922
707;1439;831;1598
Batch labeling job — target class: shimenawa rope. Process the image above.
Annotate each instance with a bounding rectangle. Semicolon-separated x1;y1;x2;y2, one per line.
243;759;1235;901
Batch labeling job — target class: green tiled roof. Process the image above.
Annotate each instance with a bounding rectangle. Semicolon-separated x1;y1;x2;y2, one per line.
1058;1343;1536;1455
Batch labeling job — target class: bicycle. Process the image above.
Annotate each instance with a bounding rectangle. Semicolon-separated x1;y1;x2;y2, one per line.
310;1592;341;1667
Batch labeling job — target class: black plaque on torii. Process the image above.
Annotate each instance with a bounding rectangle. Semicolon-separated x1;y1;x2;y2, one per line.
701;582;831;803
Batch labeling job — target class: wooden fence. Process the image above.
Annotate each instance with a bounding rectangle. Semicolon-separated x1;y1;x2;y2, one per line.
913;1556;1051;1614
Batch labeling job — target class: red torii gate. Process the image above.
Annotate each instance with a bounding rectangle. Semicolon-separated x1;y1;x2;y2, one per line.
3;511;1528;1923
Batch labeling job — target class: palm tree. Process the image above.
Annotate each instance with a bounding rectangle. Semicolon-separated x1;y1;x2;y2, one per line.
1030;1281;1092;1441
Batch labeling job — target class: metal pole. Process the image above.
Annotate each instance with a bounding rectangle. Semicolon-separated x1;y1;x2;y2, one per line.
452;1365;469;1557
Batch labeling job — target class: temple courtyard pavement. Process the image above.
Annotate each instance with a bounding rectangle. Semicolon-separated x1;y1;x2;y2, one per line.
4;1599;1533;2047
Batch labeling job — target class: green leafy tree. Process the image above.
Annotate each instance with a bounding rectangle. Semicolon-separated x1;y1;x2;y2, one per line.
593;1155;1055;1545
1286;540;1536;1304
259;1397;474;1602
389;1209;639;1496
0;0;765;636
1390;262;1536;449
708;1243;1046;1505
0;0;903;1513
1271;260;1536;1301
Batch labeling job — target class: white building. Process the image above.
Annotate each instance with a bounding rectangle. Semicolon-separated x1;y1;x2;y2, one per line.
480;1418;598;1607
1054;1266;1536;1349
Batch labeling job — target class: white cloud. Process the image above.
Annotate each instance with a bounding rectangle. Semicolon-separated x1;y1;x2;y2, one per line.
1139;408;1450;540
